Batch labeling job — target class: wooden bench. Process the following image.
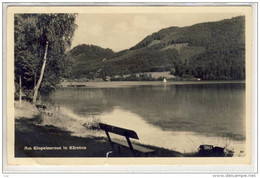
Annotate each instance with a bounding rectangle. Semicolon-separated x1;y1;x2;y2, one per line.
99;123;155;157
36;104;53;116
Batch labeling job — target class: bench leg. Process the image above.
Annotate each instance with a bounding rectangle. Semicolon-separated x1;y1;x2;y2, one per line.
107;143;120;157
106;151;113;158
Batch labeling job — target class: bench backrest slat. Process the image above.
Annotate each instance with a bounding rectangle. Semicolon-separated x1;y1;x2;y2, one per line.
99;123;139;139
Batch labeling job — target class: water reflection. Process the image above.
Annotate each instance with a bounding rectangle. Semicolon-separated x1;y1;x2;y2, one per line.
43;82;245;141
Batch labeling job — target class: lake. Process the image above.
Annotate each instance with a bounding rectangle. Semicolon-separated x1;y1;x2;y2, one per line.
42;81;246;156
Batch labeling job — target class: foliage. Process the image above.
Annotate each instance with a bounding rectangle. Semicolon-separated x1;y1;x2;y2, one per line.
98;48;180;78
67;44;114;78
129;16;245;80
66;16;245;81
15;14;77;96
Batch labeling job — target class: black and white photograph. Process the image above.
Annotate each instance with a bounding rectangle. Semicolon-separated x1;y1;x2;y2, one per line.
4;4;255;168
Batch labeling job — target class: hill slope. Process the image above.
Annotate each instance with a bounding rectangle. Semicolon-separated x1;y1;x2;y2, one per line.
67;44;114;78
68;16;245;80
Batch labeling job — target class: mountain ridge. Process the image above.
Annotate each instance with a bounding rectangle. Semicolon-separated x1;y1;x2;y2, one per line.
66;16;245;80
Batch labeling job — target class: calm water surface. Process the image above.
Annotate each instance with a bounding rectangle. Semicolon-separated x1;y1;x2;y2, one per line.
42;81;245;153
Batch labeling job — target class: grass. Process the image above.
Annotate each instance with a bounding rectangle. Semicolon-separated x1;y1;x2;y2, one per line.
15;100;234;157
15;101;184;157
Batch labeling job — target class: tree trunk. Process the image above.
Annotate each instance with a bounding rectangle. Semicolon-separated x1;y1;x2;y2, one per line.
33;41;48;104
19;75;22;107
34;72;36;89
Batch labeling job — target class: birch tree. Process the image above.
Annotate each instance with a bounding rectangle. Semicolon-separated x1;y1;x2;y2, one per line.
14;14;77;103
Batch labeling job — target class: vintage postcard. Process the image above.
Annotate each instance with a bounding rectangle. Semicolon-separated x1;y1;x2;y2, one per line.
3;3;256;171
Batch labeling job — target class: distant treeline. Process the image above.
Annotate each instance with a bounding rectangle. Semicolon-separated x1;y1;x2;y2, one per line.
66;16;245;81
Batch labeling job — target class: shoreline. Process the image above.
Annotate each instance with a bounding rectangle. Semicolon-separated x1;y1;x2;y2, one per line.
15;101;183;157
15;101;237;157
59;80;245;88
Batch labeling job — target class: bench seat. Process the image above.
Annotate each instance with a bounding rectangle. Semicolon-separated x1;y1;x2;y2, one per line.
111;138;155;154
99;123;155;156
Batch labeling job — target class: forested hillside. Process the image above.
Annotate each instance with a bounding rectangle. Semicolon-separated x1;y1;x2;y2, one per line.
66;44;114;78
68;16;245;80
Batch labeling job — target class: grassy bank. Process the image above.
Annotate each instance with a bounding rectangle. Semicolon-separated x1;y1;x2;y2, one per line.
15;101;183;157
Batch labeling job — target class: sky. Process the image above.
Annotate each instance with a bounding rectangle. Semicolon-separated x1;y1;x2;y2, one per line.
71;13;242;52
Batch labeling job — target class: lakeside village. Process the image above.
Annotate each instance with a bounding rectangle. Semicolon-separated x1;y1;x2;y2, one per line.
60;70;201;87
